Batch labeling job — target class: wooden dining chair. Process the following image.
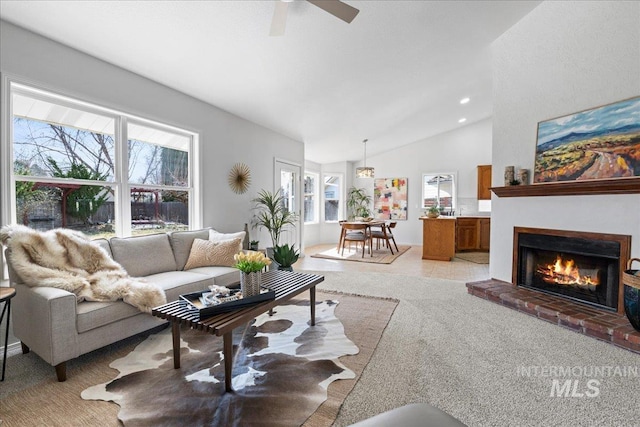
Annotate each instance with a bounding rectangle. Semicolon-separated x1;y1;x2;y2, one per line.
370;221;396;254
337;220;368;250
386;221;399;252
337;220;347;251
341;223;371;257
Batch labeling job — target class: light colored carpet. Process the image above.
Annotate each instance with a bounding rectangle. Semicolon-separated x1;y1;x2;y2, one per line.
310;245;411;264
306;271;640;427
0;292;396;427
455;252;490;264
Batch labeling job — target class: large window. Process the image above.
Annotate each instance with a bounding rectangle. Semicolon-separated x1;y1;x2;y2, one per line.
422;172;457;212
6;82;198;237
323;174;342;222
127;122;192;235
303;172;319;223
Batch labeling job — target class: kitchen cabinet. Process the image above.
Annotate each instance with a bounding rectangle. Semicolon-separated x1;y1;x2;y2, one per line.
455;217;490;252
456;218;478;251
479;218;491;250
477;165;492;200
420;217;456;261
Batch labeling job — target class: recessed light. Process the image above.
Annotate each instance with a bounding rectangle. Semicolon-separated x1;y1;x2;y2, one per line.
458;118;467;123
460;97;470;104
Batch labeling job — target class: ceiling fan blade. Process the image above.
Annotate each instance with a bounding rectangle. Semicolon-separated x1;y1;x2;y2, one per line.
270;1;289;36
307;0;359;24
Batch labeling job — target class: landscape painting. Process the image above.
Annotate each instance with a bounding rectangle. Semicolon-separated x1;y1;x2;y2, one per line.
373;178;407;220
534;96;640;183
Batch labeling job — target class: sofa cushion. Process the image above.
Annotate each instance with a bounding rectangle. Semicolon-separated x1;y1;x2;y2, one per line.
169;228;211;271
186;266;240;288
77;268;228;332
183;238;241;270
110;233;177;277
77;300;140;333
143;271;217;302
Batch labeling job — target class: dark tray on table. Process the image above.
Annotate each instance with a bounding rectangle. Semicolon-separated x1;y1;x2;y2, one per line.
179;287;275;319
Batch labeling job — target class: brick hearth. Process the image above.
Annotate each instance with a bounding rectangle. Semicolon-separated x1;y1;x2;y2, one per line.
466;279;640;354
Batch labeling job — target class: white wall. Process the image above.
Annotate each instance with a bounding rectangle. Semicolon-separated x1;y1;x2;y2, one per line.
491;1;640;282
0;21;304;248
305;118;492;247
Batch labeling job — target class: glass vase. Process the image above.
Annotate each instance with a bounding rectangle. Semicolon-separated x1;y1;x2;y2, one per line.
240;271;262;297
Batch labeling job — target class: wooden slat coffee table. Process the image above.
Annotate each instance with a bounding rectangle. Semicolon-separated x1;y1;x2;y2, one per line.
151;270;324;392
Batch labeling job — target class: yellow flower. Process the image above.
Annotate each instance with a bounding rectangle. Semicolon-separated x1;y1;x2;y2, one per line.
233;250;271;272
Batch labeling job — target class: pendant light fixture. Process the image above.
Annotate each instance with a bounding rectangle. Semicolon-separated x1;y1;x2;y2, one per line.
355;138;374;178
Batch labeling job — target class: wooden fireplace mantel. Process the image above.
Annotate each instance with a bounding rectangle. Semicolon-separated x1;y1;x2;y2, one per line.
491;177;640;198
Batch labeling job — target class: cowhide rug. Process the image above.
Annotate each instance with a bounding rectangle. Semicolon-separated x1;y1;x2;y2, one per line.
82;299;358;426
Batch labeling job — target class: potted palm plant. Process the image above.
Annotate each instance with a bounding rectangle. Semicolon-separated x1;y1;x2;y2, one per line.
347;187;372;221
272;244;300;272
252;189;298;248
252;189;298;269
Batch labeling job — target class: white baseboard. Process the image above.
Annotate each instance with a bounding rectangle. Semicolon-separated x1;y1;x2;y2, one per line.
1;341;22;358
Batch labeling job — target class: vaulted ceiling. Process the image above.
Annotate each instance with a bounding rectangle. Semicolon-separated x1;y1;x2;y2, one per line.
0;0;540;163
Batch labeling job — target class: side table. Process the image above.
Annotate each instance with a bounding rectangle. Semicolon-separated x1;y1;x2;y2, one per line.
1;287;16;381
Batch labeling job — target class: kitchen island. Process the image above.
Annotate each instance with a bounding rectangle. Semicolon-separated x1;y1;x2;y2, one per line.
419;216;456;261
419;216;491;261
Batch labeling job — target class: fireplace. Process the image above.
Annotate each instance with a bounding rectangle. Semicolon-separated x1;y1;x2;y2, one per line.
513;227;631;314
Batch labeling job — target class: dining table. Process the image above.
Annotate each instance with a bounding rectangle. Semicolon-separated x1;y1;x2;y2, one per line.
337;219;388;254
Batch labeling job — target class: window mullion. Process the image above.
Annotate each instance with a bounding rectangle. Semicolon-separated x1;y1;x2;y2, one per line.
116;116;131;237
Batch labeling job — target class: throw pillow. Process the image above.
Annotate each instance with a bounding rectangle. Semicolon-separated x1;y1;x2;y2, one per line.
209;229;245;250
183;238;242;270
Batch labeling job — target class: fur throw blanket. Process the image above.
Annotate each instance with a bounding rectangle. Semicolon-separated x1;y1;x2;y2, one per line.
0;225;166;313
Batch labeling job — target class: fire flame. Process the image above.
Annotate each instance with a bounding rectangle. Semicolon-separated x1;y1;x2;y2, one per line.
537;255;599;288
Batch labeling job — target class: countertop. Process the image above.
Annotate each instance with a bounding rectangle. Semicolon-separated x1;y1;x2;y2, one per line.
419;215;490;220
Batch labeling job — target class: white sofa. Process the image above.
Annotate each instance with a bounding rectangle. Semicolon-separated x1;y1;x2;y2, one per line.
6;228;240;381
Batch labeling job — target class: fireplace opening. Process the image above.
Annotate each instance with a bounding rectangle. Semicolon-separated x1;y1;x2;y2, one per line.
514;228;629;313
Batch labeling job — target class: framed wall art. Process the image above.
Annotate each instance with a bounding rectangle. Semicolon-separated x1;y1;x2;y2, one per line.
534;96;640;183
373;177;408;220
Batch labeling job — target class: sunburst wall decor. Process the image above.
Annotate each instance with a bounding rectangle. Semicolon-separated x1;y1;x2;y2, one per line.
228;162;251;194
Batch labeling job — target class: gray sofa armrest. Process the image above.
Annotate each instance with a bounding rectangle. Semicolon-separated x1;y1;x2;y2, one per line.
12;284;80;366
349;403;467;427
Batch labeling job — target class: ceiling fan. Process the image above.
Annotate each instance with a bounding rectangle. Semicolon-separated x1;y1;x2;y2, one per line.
270;0;360;36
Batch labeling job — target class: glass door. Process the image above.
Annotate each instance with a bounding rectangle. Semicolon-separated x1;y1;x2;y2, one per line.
275;159;302;249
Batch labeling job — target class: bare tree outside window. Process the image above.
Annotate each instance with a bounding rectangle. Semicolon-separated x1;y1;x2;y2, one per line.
13;118;115;180
9;85;195;237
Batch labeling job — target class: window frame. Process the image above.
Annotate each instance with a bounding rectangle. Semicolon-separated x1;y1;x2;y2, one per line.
421;171;457;212
2;78;201;238
322;172;343;223
303;171;319;225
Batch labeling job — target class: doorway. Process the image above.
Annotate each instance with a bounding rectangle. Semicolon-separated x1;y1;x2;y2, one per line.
274;159;302;250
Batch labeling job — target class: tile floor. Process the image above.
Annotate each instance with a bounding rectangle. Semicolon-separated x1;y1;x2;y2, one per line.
296;244;490;282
